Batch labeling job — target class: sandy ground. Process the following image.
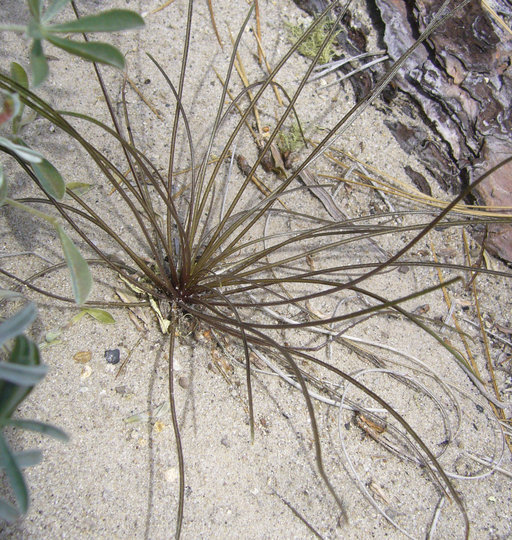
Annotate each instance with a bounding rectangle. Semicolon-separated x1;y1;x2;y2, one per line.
1;0;512;538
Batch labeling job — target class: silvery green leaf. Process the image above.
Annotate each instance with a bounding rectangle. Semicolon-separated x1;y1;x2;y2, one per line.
41;0;72;23
55;224;92;304
0;498;20;522
0;137;43;163
46;36;125;69
31;157;65;200
30;40;48;87
47;9;144;33
0;432;28;515
0;304;37;348
0;362;47;387
0;449;42;470
1;419;69;442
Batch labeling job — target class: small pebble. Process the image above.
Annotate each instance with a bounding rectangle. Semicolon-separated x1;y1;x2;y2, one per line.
220;436;230;447
80;365;92;379
115;385;127;395
164;467;179;483
105;349;120;364
153;421;165;433
178;376;189;389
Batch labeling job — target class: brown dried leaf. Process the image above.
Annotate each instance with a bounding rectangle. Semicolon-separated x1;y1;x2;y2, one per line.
73;350;92;364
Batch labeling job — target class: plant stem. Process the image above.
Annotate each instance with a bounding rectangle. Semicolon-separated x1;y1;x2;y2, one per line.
0;25;26;33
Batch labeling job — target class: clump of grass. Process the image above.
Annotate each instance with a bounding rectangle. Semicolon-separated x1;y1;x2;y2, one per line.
0;0;511;537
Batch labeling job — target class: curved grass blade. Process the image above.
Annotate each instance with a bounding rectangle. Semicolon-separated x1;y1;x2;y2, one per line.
168;307;185;539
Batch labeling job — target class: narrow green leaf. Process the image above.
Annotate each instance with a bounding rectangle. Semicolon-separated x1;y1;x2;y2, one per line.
0;165;6;204
0;432;29;515
47;9;144;33
30;40;48;87
31;157;65;200
44;330;61;343
27;19;44;40
0;305;37;348
46;36;125;69
65;182;92;196
0;336;41;418
42;0;72;23
4;197;57;225
10;63;28;89
10;64;28;134
55;224;92;304
0;362;47;387
0;137;43;163
0;450;42;470
28;0;42;20
70;311;86;325
82;308;115;324
1;419;69;442
0;499;20;523
0;290;23;301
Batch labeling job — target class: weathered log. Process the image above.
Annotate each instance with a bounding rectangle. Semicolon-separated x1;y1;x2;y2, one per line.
293;0;512;261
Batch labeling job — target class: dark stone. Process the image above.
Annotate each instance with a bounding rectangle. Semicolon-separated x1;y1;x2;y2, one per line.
105;349;120;365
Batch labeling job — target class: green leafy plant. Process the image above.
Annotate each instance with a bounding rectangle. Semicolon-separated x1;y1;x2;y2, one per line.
0;0;142;523
0;290;68;522
0;1;145;304
0;0;144;87
0;0;510;537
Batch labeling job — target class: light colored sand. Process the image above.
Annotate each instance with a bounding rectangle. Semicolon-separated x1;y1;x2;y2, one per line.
1;1;511;539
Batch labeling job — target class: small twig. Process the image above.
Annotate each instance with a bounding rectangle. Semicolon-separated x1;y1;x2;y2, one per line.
254;0;263;65
0;251;55;265
465;452;512;478
125;75;164;120
142;0;176;17
309;50;387;82
207;0;223;48
252;30;283;105
270;488;324;540
427;497;445;540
